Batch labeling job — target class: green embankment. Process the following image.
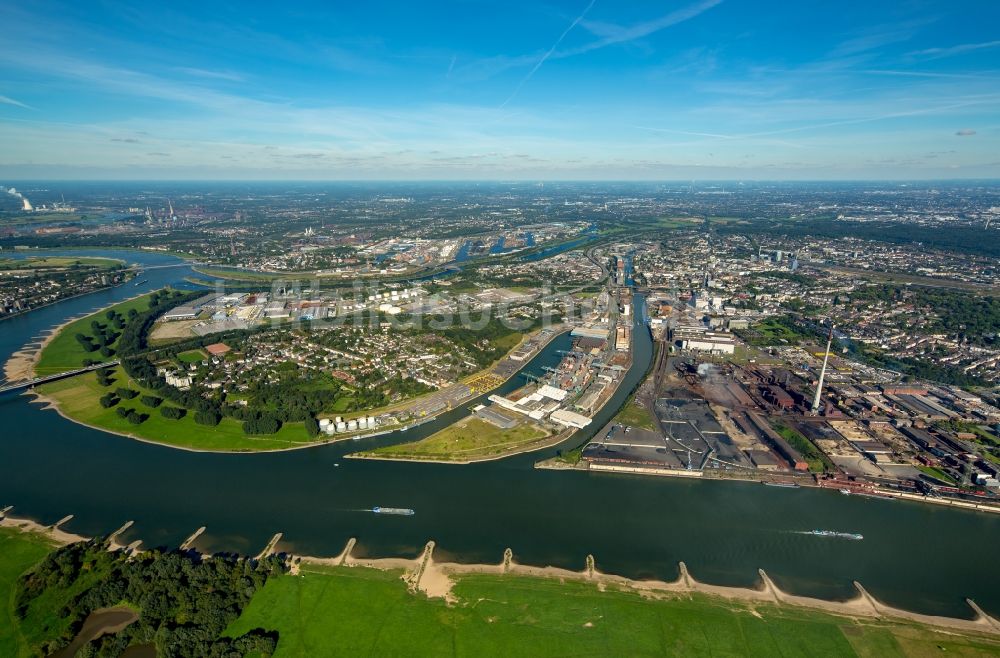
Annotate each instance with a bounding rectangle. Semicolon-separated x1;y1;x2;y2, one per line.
38;365;314;452
773;423;832;473
366;416;550;461
34;293;157;376
918;465;958;485
0;529;57;657
226;565;1000;657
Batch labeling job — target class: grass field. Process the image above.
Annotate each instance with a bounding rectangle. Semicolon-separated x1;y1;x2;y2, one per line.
225;565;1000;657
614;396;658;431
0;212;90;225
34;293;157;376
0;529;57;658
176;348;206;363
367;416;550;461
738;317;813;347
918;465;958;485
491;331;523;354
38;365;316;451
0;256;123;270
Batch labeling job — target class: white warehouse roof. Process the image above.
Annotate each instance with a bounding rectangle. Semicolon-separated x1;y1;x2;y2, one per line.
550;409;592;429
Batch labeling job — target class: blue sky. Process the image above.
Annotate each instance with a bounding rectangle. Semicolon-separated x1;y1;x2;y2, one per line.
1;0;999;180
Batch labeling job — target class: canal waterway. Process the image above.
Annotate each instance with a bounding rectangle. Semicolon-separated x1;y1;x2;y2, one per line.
1;249;1000;619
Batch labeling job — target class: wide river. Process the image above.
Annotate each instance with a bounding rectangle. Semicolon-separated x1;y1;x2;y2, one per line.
2;250;999;619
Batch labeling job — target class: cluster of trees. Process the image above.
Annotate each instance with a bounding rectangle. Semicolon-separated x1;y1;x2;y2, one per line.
160;406;185;420
141;394;162;408
235;371;341;423
95;368;115;387
194;409;221;426
74;315;122;358
734;315;814;347
115;406;147;425
242;415;282;435
441;317;531;368
114;290;200;358
748;270;816;287
15;539;284;657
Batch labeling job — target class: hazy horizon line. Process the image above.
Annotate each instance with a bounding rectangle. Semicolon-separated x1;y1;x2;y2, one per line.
3;177;1000;184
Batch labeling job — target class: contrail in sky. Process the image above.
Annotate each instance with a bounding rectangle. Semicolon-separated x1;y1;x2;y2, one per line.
500;0;597;109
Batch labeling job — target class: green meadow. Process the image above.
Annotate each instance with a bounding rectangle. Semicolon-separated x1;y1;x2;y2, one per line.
226;564;1000;657
38;365;314;452
0;529;57;658
34;293;157;376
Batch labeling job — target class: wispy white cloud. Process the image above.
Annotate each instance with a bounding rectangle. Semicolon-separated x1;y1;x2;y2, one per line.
828;20;927;58
0;94;31;109
562;0;723;57
459;0;722;84
910;40;1000;59
635;96;1000;145
859;69;1000;81
173;67;245;82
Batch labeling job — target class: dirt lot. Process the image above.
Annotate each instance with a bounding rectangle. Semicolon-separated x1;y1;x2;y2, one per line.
149;319;199;343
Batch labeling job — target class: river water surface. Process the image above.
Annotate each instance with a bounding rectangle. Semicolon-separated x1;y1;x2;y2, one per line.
2;249;999;619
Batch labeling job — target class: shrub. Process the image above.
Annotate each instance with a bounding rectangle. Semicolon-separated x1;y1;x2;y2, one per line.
116;387;139;400
99;393;119;408
141;395;162;408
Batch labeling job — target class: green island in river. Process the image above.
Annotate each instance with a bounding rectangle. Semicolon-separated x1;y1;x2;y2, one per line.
2;523;1000;658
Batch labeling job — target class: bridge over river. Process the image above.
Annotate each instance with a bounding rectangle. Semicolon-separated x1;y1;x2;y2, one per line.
0;360;120;394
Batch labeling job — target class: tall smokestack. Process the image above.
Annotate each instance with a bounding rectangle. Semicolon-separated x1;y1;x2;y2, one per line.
811;324;834;414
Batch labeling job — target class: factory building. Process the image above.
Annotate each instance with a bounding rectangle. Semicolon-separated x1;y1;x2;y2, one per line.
670;326;736;355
